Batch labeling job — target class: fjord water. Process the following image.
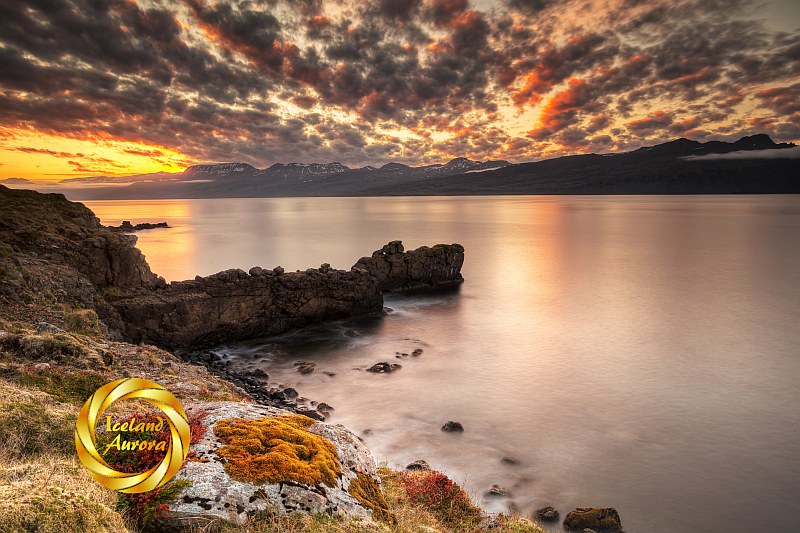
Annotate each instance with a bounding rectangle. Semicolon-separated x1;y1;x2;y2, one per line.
85;196;800;533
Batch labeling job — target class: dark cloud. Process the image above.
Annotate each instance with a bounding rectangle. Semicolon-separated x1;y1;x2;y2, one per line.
123;148;166;158
377;0;424;19
505;0;558;14
0;0;797;169
755;84;800;116
13;147;85;158
626;110;674;134
426;0;470;26
185;0;286;73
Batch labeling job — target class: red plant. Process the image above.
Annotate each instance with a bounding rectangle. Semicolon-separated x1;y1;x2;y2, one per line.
98;409;208;527
401;470;481;525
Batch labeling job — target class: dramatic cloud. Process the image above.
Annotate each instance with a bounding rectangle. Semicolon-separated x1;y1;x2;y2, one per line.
0;0;797;180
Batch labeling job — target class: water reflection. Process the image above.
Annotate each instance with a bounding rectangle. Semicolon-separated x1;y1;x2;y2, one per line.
82;195;800;533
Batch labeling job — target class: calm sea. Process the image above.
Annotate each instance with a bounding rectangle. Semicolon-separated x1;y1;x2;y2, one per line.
84;195;800;533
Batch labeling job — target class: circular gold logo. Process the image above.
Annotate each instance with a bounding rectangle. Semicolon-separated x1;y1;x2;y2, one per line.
75;378;191;493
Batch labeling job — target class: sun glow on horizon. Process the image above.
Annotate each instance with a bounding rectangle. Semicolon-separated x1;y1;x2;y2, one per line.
0;128;194;182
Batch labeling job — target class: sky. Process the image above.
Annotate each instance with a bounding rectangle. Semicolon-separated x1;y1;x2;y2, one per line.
0;0;798;182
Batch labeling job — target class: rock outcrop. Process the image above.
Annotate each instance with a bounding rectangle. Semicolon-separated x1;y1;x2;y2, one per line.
1;188;466;352
109;220;170;231
166;401;392;527
0;186;159;294
109;266;382;349
353;240;464;292
0;186;160;335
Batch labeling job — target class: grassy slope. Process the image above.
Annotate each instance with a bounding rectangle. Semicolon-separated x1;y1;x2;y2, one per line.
0;322;546;533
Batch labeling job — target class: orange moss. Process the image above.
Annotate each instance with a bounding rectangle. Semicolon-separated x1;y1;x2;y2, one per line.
348;473;396;524
213;415;341;487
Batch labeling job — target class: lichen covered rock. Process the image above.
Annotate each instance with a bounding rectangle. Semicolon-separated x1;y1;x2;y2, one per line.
167;401;391;527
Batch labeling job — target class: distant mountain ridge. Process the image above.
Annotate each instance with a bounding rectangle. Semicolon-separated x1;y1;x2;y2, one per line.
6;134;798;197
179;157;509;182
630;134;793;157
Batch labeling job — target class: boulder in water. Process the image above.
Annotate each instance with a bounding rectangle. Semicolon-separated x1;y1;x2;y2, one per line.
563;507;622;532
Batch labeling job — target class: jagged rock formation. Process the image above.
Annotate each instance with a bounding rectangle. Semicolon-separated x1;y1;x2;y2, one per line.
110;266;382;350
0;185;160;335
353;240;465;292
0;186;159;292
1;187;465;351
166;401;391;527
112;240;465;348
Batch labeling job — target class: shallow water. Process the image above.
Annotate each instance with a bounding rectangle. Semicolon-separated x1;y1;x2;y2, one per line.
84;195;800;532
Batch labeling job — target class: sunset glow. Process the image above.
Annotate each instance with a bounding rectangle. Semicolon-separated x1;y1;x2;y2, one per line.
1;0;798;182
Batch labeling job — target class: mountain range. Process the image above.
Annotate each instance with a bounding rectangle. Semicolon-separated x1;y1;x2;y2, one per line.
4;134;798;198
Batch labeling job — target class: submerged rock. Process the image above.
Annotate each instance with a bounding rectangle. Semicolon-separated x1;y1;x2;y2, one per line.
366;362;401;373
536;506;560;522
294;361;316;375
485;484;512;497
501;456;520;465
166;402;393;527
441;421;464;432
563;507;622;532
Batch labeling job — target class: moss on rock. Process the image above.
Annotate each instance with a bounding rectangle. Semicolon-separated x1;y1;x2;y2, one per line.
213;415;341;487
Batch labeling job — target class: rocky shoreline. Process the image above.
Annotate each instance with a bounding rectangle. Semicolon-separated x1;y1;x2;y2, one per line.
0;185;623;532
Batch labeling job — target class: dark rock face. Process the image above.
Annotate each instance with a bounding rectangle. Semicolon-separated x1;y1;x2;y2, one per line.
0;187;159;293
110;267;383;350
563;508;622;532
441;421;464;432
536;506;560;522
0;186;159;334
353;240;464;292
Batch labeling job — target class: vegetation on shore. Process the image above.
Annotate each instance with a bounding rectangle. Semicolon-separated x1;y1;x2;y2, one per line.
0;323;546;532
